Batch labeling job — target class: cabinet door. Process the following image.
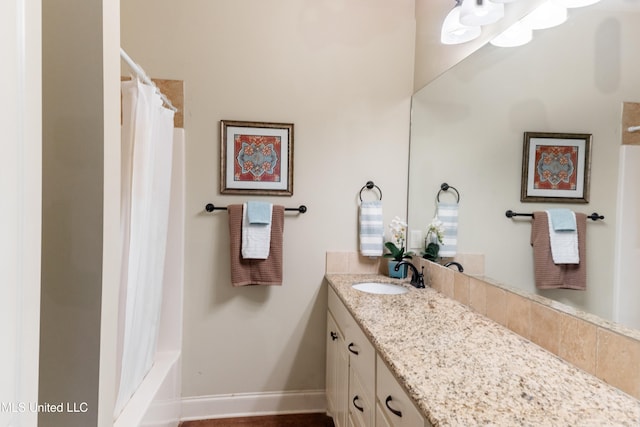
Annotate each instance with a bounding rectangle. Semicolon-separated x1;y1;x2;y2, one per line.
376;356;429;427
346;318;375;396
376;404;393;427
328;288;375;396
349;367;373;427
326;312;349;427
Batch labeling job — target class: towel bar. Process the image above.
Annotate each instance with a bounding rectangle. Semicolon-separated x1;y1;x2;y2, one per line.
205;203;307;213
505;210;604;221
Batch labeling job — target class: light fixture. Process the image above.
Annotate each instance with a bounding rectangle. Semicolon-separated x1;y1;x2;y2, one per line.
441;4;482;45
522;1;567;30
553;0;600;8
459;0;505;27
490;20;532;47
489;21;533;47
438;0;584;47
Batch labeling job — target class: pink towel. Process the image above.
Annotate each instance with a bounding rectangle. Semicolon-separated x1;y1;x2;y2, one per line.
228;204;284;286
530;211;587;290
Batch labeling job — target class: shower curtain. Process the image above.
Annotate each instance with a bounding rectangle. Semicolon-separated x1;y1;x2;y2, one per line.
115;79;175;417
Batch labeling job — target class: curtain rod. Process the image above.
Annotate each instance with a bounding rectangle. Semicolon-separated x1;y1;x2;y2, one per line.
120;48;178;112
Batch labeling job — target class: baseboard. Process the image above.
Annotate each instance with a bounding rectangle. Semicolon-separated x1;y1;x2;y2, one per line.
180;389;327;421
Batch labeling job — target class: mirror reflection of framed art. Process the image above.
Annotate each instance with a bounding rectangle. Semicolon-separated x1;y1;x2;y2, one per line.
521;132;592;204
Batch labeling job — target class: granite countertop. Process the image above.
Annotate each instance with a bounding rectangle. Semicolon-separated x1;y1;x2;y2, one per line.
326;274;640;427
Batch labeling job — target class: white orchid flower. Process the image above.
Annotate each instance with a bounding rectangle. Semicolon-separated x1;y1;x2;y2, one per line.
427;216;445;244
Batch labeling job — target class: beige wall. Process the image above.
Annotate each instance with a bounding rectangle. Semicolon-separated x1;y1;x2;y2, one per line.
121;0;415;399
409;9;640;321
41;0;120;425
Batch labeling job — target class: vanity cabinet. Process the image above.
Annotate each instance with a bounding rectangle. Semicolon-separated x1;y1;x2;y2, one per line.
376;355;430;427
327;288;375;427
327;287;430;427
326;310;349;427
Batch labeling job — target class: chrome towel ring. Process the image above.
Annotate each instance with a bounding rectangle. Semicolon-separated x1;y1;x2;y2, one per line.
437;182;460;203
359;181;382;202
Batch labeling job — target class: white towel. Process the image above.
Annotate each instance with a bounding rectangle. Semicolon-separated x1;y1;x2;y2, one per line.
242;202;272;259
437;202;458;257
546;210;579;264
359;201;383;257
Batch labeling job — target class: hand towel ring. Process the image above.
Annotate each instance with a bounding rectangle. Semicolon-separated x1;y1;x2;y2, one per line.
437;182;460;203
359;181;382;202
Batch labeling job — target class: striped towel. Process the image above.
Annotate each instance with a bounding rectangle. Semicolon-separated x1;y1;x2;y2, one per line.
437;202;458;257
359;201;384;256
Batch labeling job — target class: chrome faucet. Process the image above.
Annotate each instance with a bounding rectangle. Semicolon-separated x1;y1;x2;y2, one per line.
444;261;464;272
394;261;425;288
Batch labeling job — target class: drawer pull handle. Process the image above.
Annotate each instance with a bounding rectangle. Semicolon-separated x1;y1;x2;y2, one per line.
352;395;364;412
385;396;402;418
330;331;338;341
348;343;359;355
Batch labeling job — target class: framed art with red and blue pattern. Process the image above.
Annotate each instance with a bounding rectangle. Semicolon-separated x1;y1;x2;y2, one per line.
220;120;294;196
521;132;592;203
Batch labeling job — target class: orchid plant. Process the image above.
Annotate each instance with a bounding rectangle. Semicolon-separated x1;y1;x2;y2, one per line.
426;217;445;245
423;217;445;261
384;216;414;262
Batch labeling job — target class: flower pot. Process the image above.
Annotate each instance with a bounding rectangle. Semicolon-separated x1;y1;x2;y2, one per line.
388;260;408;279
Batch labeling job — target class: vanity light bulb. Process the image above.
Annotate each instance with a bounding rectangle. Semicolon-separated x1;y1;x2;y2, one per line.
553;0;600;8
441;6;482;45
490;21;533;47
522;1;567;30
459;0;505;27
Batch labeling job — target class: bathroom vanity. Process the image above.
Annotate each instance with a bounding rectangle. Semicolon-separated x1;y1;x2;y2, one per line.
327;283;427;427
325;273;640;426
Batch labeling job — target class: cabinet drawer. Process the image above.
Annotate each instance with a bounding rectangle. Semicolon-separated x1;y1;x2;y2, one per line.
347;319;375;393
376;403;392;427
326;311;349;427
376;355;429;427
349;367;373;427
328;287;354;334
328;288;375;392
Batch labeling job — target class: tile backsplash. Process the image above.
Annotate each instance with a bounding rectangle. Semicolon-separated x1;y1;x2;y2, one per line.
325;251;640;400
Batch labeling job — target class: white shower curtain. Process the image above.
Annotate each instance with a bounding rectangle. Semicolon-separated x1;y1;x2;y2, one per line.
115;79;175;417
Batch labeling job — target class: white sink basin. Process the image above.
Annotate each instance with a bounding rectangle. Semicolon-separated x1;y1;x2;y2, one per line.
352;282;409;295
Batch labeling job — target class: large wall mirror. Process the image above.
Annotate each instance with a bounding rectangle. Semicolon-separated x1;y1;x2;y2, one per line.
408;1;640;329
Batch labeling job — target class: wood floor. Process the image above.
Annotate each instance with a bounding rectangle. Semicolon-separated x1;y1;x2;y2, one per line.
179;413;335;427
